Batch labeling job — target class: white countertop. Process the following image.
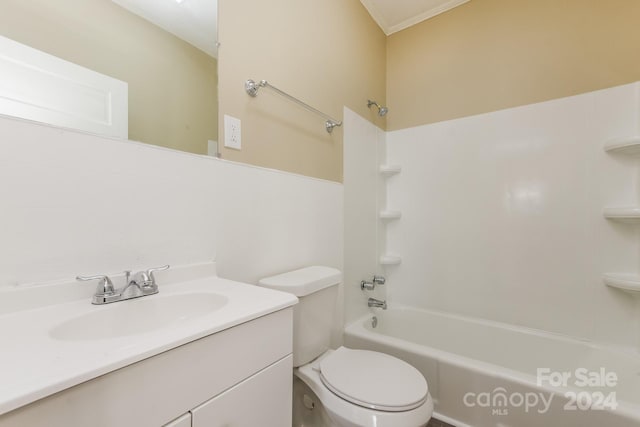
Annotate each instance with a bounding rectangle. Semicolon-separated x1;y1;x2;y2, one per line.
0;264;297;415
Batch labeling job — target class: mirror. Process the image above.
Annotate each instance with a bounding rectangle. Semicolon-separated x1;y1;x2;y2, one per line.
0;0;218;156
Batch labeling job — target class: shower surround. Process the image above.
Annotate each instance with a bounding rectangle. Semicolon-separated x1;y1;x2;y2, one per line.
383;82;640;347
343;82;640;425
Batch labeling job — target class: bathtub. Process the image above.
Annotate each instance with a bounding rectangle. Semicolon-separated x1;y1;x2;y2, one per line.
344;307;640;427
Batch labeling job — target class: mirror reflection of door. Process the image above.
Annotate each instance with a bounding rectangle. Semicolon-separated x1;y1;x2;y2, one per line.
0;0;218;155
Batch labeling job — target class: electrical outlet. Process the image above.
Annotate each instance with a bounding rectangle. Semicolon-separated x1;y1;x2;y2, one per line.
224;115;241;150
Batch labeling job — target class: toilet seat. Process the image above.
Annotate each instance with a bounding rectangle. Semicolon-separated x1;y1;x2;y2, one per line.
319;347;428;412
296;348;433;427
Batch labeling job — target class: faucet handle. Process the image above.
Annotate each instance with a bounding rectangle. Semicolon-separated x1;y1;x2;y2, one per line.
361;280;375;291
373;275;386;285
146;265;170;286
361;275;386;291
76;274;116;297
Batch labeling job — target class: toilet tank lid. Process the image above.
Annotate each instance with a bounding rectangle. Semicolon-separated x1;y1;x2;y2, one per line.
258;266;342;296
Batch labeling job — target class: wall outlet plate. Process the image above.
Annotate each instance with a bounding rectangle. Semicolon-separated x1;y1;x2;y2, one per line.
224;115;241;150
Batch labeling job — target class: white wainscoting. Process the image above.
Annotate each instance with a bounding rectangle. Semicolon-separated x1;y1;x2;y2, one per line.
0;116;343;293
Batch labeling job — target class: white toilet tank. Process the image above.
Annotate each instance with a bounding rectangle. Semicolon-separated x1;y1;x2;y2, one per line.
258;266;341;367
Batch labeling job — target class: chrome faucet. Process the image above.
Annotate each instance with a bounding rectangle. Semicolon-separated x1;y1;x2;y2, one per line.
367;297;387;310
77;265;169;305
361;275;386;291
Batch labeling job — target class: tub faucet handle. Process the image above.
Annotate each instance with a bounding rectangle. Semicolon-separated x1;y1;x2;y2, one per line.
361;279;375;291
373;275;386;285
361;275;386;291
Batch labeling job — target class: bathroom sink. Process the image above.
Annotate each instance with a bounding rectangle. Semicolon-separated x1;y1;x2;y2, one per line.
0;267;298;417
49;292;228;341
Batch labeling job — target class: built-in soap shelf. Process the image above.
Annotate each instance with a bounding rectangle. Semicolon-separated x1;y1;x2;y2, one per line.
379;255;402;265
603;273;640;295
379;210;401;220
602;136;640;296
379;164;402;266
379;165;401;176
603;207;640;222
603;136;640;155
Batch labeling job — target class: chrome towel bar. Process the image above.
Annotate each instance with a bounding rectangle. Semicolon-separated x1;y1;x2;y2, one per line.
245;79;342;133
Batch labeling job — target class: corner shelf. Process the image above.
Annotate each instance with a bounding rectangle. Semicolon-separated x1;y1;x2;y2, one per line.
379;210;402;220
379;255;401;266
603;273;640;295
603;136;640;156
379;163;402;266
379;165;401;176
602;137;640;296
603;207;640;222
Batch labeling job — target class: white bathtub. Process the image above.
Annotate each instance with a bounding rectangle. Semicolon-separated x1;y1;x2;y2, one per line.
344;307;640;427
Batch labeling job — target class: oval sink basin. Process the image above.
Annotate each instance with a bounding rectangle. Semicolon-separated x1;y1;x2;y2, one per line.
50;293;228;341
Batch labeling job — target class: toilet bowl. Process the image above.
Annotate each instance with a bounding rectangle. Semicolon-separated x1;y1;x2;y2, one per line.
259;266;433;427
295;347;433;427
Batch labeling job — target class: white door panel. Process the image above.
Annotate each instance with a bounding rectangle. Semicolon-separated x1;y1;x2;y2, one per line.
0;35;128;139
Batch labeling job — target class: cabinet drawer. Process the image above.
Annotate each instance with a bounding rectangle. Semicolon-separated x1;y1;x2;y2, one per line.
192;355;292;427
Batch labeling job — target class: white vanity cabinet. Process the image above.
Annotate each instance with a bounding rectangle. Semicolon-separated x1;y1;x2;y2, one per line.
191;355;292;426
0;308;293;427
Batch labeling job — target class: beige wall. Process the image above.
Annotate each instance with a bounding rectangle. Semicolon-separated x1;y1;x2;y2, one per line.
6;1;636;176
218;0;386;182
387;0;640;131
0;0;217;155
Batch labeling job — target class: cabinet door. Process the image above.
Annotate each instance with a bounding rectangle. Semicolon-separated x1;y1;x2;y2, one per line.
192;355;292;427
163;413;191;427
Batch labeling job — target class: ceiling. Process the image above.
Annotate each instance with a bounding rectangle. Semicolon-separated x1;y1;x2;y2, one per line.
111;0;218;57
360;0;471;35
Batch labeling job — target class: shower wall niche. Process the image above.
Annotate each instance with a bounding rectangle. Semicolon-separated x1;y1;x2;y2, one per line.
378;163;402;266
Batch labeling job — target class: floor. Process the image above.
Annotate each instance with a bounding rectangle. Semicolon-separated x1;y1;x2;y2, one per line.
428;418;456;427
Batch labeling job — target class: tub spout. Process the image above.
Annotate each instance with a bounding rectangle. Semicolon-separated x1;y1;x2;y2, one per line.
368;297;387;310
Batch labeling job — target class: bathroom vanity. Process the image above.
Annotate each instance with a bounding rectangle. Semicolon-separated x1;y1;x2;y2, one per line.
0;263;297;426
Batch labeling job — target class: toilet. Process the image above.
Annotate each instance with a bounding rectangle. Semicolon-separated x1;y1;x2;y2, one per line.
258;266;433;427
